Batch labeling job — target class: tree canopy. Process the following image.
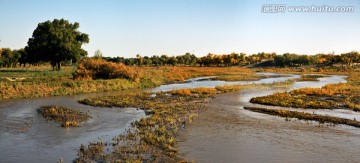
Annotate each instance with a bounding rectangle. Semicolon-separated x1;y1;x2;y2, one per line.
25;18;89;70
0;48;21;67
100;51;360;68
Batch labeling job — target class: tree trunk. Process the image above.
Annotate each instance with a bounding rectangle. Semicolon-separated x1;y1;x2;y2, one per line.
57;62;61;71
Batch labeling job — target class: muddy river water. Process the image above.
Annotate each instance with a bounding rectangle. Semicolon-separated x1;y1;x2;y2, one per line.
0;73;357;162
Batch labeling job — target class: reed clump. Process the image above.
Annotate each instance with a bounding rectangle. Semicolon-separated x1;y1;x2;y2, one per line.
38;106;91;127
296;75;324;81
244;107;360;128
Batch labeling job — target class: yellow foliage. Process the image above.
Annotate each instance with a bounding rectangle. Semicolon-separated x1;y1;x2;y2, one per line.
73;58;142;82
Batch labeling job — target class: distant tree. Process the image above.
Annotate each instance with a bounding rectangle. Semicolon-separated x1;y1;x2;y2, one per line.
11;49;22;67
0;48;20;67
17;48;28;67
214;55;223;67
167;56;178;66
341;51;360;67
0;48;2;66
150;55;160;66
25;18;89;71
176;55;185;65
239;53;247;65
136;54;143;66
274;55;285;67
197;56;205;67
0;48;12;67
190;54;197;66
143;56;152;66
298;55;310;66
93;49;103;59
160;55;168;66
125;58;135;65
183;53;192;65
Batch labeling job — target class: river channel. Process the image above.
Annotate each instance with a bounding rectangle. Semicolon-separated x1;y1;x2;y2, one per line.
0;73;354;162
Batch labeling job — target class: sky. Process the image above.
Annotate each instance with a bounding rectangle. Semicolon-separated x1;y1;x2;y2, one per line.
0;0;359;58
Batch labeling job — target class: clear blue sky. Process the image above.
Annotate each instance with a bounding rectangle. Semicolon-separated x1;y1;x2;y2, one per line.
0;0;359;57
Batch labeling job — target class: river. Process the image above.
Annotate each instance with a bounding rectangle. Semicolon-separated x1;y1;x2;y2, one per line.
177;73;360;163
0;73;355;162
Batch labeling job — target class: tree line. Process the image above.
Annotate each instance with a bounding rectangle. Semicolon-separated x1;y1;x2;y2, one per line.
103;52;275;67
102;51;360;68
1;18;359;69
1;46;360;69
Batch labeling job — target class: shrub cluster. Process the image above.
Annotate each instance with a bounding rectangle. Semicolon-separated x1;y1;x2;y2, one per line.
73;58;142;82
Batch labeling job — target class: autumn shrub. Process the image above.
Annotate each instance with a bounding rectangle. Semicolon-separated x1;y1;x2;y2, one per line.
170;89;191;96
73;58;142;82
189;87;218;95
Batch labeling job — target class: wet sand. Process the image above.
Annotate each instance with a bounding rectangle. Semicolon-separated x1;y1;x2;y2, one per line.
177;91;360;163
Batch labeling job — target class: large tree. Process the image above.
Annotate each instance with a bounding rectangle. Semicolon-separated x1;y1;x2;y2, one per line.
25;18;89;70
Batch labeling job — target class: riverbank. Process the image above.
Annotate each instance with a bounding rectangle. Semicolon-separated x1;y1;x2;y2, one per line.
1;67;358;162
1;71;357;162
250;71;360;111
0;66;256;100
71;72;357;162
74;79;294;162
2;66;355;100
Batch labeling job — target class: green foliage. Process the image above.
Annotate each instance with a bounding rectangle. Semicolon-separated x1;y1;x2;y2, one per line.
341;51;360;67
101;51;359;68
25;18;89;70
274;53;310;67
273;52;360;68
0;48;21;67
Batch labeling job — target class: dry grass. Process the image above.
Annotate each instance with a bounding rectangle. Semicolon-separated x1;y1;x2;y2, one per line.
0;66;257;100
38;106;91;127
73;58;142;82
244;106;360;128
77;93;209;162
296;75;323;81
212;73;261;81
170;87;219;96
140;66;256;84
75;79;298;162
251;71;360;111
